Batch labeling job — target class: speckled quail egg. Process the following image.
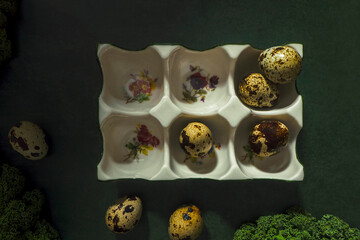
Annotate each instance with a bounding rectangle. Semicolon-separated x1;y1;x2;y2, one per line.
258;46;302;84
249;120;289;157
105;195;142;234
238;73;279;108
8;121;48;160
168;205;203;240
179;122;213;157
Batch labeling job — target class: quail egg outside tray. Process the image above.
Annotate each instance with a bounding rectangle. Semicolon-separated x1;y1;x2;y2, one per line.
97;43;304;181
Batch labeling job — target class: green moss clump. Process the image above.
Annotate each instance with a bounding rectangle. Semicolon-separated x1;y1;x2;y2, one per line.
0;0;17;16
234;207;360;240
0;0;17;66
0;28;11;64
0;164;61;240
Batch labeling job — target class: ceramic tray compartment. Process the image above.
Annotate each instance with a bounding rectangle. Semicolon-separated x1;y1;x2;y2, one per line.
234;113;303;180
98;114;165;180
97;43;304;181
168;47;232;115
233;44;303;113
97;44;164;118
169;115;232;179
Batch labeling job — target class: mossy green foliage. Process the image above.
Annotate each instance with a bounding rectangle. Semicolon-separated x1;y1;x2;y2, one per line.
0;164;61;240
233;207;360;240
25;220;63;240
0;0;17;65
0;0;17;16
0;27;11;64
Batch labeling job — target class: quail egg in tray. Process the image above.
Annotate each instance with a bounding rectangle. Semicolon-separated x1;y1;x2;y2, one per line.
97;43;304;181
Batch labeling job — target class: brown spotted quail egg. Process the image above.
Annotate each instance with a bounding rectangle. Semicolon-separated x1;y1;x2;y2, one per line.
249;120;289;157
105;195;142;234
179;122;213;157
8;121;48;160
168;205;203;240
238;73;279;108
258;46;302;84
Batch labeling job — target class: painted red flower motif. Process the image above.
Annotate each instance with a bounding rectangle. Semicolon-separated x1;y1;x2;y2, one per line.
190;72;208;90
137;125;152;144
137;125;160;147
138;80;151;94
129;80;151;97
129;81;141;96
149;136;160;147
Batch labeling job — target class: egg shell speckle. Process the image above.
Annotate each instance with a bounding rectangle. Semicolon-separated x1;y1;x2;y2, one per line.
238;73;279;108
179;122;213;157
249;120;289;157
258;46;302;84
168;205;203;240
105;195;142;234
8;121;48;160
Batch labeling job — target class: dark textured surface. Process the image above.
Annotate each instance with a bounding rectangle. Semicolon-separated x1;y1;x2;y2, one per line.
0;0;359;239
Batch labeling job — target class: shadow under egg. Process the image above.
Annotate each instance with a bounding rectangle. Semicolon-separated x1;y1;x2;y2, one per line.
251;148;291;173
179;149;218;175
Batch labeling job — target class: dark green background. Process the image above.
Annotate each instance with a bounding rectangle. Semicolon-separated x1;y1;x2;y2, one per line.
1;0;359;239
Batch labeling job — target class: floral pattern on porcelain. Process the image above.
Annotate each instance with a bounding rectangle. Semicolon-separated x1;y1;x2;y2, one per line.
125;70;157;103
124;124;160;161
182;65;219;103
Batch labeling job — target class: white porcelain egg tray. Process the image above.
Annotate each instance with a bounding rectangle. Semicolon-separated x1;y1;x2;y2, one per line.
97;43;304;181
